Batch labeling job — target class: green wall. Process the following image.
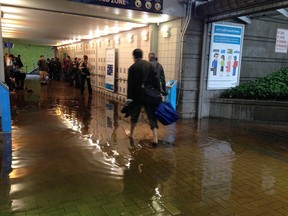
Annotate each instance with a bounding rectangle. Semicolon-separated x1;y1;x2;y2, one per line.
4;44;54;73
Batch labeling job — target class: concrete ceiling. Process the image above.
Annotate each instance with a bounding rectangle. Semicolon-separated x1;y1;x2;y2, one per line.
195;0;288;22
1;0;186;46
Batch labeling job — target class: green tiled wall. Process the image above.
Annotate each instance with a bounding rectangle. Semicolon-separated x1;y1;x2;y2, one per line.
4;43;54;73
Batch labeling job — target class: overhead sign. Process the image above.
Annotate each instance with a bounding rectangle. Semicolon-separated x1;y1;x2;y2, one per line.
70;0;163;13
3;42;14;49
275;28;288;53
207;22;245;90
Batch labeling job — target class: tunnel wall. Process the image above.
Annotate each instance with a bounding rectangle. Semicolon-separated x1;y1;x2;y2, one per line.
57;21;182;104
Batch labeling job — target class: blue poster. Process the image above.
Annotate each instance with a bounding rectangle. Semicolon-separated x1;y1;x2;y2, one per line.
105;49;116;92
207;22;245;90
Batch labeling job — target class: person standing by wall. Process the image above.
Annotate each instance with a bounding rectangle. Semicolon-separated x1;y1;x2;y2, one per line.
64;56;72;84
15;54;24;69
127;49;160;146
71;57;80;88
37;55;48;85
79;55;92;95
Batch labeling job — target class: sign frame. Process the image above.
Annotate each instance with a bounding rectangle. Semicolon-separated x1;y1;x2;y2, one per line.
275;28;288;53
105;49;116;92
207;22;245;90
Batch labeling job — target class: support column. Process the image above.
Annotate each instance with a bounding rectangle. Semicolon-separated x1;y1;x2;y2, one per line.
149;24;159;55
0;6;5;82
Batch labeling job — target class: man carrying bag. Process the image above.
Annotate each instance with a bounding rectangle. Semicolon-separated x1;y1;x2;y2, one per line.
126;49;161;146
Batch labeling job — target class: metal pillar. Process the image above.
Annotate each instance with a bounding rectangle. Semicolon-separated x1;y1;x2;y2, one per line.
149;24;159;57
197;22;210;119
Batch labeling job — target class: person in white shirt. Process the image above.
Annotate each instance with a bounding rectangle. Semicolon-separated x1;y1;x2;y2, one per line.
4;54;15;91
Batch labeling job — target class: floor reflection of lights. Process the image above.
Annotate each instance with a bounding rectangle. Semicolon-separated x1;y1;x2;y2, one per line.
54;104;129;178
11;199;27;211
9;168;28;179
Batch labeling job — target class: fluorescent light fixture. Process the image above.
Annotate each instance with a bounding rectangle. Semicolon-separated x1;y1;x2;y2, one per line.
161;26;171;38
127;33;133;43
114;36;120;45
141;30;149;41
97;39;101;47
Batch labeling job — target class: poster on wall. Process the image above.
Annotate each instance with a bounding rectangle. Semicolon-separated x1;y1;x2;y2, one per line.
207;22;245;90
105;49;116;92
275;28;288;53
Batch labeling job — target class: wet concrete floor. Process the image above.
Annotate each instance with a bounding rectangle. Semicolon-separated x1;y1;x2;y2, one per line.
1;75;288;215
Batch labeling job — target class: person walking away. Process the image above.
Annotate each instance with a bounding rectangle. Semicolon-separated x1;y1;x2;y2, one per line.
127;49;160;146
79;55;92;95
75;58;82;88
148;52;167;96
37;55;48;85
65;56;73;84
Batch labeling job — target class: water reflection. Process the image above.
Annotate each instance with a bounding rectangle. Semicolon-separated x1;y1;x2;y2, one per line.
45;93;133;176
201;138;235;200
43;90;180;215
77;96;92;134
1;133;12;177
261;166;276;195
0;133;12;212
122;145;176;214
35;84;178;212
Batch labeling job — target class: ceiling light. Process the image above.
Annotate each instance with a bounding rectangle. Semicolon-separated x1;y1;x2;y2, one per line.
161;26;171;38
114;36;120;45
2;13;22;20
141;30;149;41
127;33;133;43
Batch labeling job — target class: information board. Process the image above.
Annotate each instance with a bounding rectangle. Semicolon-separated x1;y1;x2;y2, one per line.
207;22;245;90
275;28;288;53
105;49;116;92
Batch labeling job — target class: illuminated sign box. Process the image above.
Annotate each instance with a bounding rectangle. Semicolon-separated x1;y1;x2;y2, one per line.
70;0;163;13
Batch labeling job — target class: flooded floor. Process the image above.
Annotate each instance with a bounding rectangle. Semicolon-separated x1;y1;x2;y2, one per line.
1;75;288;215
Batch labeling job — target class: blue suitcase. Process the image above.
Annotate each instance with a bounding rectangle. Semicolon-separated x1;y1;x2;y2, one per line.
154;102;179;126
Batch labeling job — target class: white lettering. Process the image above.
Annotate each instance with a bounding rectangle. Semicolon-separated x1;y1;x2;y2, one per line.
110;0;126;5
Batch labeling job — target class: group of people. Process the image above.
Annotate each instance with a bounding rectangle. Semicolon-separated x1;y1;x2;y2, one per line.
61;55;92;95
4;53;26;91
38;54;93;95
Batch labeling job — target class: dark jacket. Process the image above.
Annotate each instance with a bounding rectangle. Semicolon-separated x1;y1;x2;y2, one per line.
37;59;48;71
150;60;166;93
127;59;160;104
